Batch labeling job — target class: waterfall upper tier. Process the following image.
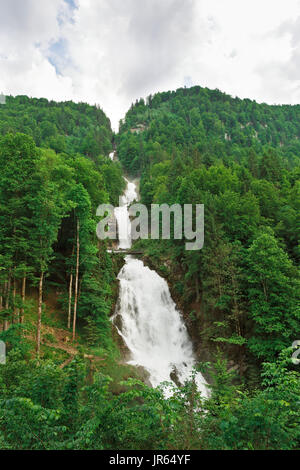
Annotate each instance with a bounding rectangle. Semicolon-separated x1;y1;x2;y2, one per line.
112;177;208;397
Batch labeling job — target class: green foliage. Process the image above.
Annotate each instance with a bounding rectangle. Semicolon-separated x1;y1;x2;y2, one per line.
0;95;112;158
118;85;300;368
1;346;299;450
0;97;124;351
1;88;300;451
245;229;300;360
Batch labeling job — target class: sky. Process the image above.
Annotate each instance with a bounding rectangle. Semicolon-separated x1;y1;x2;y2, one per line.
1;0;300;130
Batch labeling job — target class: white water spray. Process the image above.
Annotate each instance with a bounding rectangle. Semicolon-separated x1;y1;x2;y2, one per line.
112;178;208;397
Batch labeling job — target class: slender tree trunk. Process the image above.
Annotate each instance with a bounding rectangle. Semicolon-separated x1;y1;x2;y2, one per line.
231;273;242;337
4;275;11;331
262;279;268;302
67;246;75;330
12;276;17;323
72;219;80;341
0;285;3;332
36;272;44;357
195;275;200;303
1;282;7;332
68;272;73;330
20;275;26;324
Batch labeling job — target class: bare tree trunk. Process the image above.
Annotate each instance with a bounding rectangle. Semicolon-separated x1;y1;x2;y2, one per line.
72;219;80;342
195;275;200;303
1;281;7;332
4;275;11;331
262;279;268;302
0;285;3;332
36;272;44;357
67;272;73;330
12;276;17;323
67;246;75;330
20;276;26;324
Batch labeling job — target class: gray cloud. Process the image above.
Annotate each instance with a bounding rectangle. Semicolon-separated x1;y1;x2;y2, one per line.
122;0;198;95
0;0;62;49
278;17;300;81
71;0;201;98
1;0;300;128
256;14;300;101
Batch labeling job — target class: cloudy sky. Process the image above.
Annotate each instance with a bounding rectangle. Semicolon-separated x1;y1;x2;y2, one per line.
1;0;300;129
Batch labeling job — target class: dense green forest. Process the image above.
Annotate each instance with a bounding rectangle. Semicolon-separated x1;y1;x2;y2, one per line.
118;86;300;368
0;90;299;450
0;95;113;158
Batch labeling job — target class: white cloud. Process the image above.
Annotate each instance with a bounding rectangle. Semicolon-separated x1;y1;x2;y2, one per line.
0;0;75;104
1;0;300;130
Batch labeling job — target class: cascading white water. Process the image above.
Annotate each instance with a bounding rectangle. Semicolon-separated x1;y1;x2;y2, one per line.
112;178;208;397
114;178;137;250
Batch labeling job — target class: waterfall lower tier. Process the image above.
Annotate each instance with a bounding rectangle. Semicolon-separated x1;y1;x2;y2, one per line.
113;256;208;397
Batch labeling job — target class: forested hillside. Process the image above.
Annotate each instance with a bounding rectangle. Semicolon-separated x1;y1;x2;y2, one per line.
118;86;300;374
0;96;112;158
0;97;126;347
119;86;300;174
0;90;299;450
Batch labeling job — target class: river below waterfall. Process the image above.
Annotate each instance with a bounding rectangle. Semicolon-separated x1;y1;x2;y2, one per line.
112;176;208;397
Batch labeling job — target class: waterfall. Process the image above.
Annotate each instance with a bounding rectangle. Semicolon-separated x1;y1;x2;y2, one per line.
112;178;208;397
114;178;137;249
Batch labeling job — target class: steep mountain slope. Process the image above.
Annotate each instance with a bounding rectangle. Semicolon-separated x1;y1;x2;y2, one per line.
0;96;125;354
0;90;299;450
118;86;300;173
0;95;112;158
117;86;300;378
